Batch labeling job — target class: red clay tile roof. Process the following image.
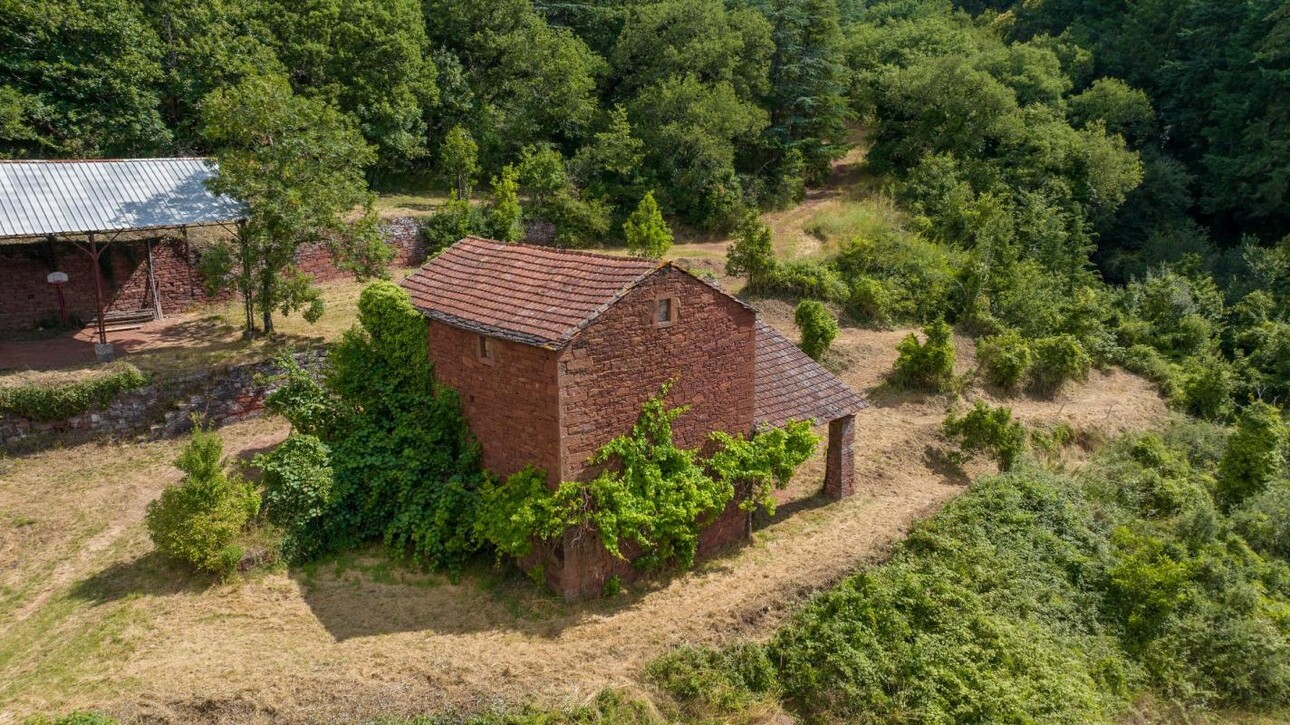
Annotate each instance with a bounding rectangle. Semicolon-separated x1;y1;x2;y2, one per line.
754;320;867;427
401;237;662;347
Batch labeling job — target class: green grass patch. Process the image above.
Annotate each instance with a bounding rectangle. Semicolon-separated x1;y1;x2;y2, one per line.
803;195;907;247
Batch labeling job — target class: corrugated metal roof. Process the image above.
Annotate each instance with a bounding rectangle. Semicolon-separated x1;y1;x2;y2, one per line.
0;158;244;239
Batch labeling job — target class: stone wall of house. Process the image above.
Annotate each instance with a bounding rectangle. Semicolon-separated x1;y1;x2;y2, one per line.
424;318;562;483
558;266;757;480
0;349;325;452
0;217;426;332
548;266;758;600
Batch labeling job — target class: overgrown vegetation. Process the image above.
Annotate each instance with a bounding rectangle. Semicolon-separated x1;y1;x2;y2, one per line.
650;423;1290;721
261;280;485;574
0;364;146;422
145;424;261;575
942;401;1025;471
476;382;819;572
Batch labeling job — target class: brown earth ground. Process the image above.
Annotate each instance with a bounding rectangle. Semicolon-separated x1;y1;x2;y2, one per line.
0;297;1168;723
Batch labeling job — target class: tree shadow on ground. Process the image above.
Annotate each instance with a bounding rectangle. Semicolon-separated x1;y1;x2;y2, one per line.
69;551;215;604
753;490;832;531
290;547;707;642
923;444;971;486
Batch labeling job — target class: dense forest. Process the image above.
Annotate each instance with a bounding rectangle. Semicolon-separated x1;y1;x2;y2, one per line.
3;0;1285;243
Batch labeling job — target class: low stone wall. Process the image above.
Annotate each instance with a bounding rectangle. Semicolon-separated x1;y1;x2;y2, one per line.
0;349;326;452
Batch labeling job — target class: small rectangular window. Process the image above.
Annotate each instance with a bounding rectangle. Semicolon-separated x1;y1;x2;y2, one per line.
478;334;494;363
656;297;677;327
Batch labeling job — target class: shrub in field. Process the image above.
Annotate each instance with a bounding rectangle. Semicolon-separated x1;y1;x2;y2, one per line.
648;643;779;716
145;426;260;575
793;300;838;361
255;433;334;561
0;363;146;421
891;319;956;393
834;230;963;323
764;260;849;302
977;329;1032;390
942;401;1026;471
1116;343;1182;400
623;190;672;259
1029;334;1091;394
420;196;485;255
1216;401;1287;508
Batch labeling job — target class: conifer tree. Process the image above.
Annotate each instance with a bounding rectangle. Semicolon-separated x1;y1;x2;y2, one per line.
624;191;673;259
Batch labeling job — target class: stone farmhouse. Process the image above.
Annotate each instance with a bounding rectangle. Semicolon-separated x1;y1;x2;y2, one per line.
401;236;866;599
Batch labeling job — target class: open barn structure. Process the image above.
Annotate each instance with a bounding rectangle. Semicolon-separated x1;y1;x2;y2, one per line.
0;158;244;358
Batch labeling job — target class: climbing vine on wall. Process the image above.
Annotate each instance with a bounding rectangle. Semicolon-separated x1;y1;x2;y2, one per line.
476;382;820;572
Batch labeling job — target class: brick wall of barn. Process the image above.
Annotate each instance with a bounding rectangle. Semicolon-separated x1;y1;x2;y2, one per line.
424;319;563;485
0;218;425;332
552;266;758;600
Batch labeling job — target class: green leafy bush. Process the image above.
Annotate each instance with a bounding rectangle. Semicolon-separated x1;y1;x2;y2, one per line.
1177;355;1236;421
725;214;777;290
764;260;849;302
1232;482;1290;559
255;433;333;562
475;466;577;561
623;190;672;259
1029;334;1091;394
1216;401;1287;508
0;363;146;422
420;196;485;255
977;329;1032;390
891;319;956;393
1116;344;1182;400
648;643;779;716
261;281;486;575
835;231;964;323
942;401;1027;471
793;300;838;361
145;426;261;575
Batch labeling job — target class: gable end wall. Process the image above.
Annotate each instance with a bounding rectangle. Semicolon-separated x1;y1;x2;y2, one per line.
554;266;757;598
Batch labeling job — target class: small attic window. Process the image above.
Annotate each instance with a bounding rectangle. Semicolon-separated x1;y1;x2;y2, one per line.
655;297;677;327
478;334;494;364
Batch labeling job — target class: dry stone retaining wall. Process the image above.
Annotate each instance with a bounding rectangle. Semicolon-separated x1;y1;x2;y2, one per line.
0;349;326;452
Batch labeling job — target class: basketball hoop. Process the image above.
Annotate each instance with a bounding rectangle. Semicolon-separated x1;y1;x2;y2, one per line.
47;271;69;325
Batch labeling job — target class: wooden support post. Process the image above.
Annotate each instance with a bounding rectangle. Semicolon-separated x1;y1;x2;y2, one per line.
146;237;164;320
88;232;107;347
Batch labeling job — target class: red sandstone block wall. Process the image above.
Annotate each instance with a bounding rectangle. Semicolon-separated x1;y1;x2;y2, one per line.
557;267;757;482
425;318;562;482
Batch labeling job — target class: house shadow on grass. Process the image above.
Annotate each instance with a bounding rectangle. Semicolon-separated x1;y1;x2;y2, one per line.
290;548;687;642
69;551;215;604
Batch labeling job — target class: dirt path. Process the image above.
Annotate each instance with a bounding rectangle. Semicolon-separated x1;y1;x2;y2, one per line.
0;311;1166;723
